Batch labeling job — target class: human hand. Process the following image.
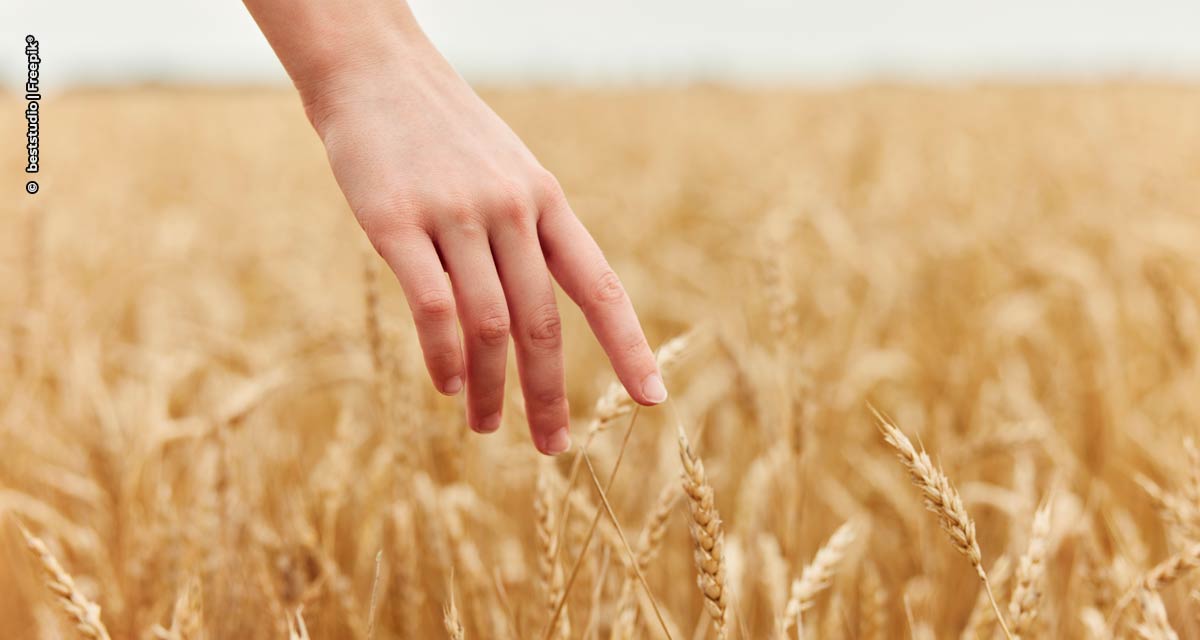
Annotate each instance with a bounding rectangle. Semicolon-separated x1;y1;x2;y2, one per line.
292;24;665;455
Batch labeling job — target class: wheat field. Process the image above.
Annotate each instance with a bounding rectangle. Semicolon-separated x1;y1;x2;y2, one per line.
3;84;1200;639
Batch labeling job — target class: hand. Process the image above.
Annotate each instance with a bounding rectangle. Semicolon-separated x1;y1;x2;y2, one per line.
298;36;666;455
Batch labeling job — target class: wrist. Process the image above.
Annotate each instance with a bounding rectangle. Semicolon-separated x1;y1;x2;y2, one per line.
244;0;436;131
295;38;432;135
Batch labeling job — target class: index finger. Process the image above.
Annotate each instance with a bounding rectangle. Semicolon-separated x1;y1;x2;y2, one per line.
537;199;666;406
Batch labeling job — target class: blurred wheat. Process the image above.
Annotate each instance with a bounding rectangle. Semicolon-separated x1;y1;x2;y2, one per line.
4;83;1200;638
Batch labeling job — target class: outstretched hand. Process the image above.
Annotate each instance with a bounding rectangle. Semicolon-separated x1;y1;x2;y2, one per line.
287;24;665;455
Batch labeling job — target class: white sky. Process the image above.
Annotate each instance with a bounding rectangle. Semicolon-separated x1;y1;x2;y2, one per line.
4;1;1200;88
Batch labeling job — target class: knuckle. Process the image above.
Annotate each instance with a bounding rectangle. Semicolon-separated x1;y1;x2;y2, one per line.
529;385;567;409
354;196;426;251
589;269;627;307
425;346;461;373
533;169;564;204
412;290;456;321
490;182;536;231
474;310;511;347
442;199;488;237
524;303;563;350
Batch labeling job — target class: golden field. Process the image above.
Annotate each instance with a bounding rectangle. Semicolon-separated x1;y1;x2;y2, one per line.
4;84;1200;639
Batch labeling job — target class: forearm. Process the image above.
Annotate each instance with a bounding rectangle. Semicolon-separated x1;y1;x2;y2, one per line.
242;0;439;127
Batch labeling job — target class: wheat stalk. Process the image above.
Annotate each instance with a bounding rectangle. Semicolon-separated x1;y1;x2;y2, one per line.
551;332;697;596
18;524;112;640
874;409;1013;640
960;556;1012;640
366;550;383;640
611;482;680;638
779;520;858;636
544;405;672;640
678;422;730;640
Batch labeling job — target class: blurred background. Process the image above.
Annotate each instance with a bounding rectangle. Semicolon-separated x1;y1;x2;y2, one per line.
5;0;1200;87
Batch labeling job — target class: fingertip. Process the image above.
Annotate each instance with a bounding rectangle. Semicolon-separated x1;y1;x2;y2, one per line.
637;371;668;405
440;375;464;396
472;411;502;434
537;427;572;456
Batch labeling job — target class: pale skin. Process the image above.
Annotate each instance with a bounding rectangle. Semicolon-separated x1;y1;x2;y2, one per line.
243;1;666;455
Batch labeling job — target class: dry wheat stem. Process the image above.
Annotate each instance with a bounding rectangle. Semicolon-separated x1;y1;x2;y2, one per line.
366;550;383;640
541;406;634;640
18;524;112;640
874;409;1013;640
553;333;694;562
613;482;680;636
543;406;673;640
581;449;674;640
961;555;1013;640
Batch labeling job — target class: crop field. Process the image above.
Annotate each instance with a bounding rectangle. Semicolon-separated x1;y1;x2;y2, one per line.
3;84;1200;638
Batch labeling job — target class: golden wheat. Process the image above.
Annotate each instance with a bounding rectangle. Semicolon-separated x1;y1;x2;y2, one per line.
6;85;1200;638
678;422;730;639
18;524;112;640
1008;502;1051;638
778;520;858;635
877;412;1013;639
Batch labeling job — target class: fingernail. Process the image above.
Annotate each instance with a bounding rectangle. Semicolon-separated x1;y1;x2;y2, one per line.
443;376;463;395
641;372;668;404
475;412;501;434
541;427;572;455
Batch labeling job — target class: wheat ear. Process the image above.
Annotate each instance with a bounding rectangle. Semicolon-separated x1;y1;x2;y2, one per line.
1133;589;1179;640
678;423;730;640
18;524;112;640
874;409;1013;640
1008;502;1051;638
444;576;465;640
779;521;858;636
1111;542;1200;625
860;562;887;640
152;576;204;640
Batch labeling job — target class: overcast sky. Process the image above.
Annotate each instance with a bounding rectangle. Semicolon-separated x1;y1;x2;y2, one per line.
5;1;1200;88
